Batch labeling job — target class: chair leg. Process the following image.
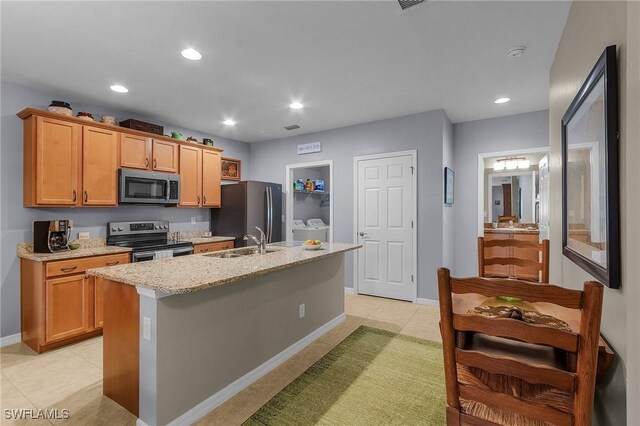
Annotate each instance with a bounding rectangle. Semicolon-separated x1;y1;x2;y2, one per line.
446;406;461;426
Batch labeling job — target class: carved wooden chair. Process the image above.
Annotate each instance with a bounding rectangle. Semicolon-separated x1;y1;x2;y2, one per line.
437;268;604;426
478;237;550;283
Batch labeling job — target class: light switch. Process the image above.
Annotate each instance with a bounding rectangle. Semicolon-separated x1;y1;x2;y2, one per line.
191;216;197;224
299;303;305;318
143;317;151;341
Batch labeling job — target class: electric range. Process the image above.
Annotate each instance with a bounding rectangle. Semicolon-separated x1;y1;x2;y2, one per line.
107;220;193;262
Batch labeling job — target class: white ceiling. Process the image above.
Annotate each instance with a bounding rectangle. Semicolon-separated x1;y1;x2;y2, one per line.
1;1;571;143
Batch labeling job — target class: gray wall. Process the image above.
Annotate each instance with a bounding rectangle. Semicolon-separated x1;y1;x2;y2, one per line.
442;115;454;269
548;2;640;424
250;110;451;301
0;80;251;337
451;110;549;276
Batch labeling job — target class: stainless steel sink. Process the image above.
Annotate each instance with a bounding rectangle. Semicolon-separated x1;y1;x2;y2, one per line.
204;247;281;258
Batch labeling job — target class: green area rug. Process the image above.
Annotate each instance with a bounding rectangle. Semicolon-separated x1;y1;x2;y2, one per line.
244;326;446;426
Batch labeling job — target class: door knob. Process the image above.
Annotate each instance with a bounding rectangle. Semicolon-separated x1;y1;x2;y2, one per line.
358;232;368;237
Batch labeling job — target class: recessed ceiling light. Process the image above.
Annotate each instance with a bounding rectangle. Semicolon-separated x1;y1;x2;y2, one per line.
223;119;236;126
110;84;128;93
181;48;202;61
289;101;304;110
494;97;510;104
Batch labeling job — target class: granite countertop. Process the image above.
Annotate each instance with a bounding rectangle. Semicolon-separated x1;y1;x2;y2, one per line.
183;236;235;245
17;240;131;262
484;228;540;235
88;243;361;294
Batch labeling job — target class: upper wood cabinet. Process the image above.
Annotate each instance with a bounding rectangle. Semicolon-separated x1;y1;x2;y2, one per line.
179;145;202;206
202;150;221;207
25;116;80;206
120;134;152;170
179;146;222;208
82;126;119;206
153;139;179;173
18;108;223;208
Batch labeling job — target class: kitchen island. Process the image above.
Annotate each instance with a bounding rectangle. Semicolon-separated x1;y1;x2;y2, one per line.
88;243;360;426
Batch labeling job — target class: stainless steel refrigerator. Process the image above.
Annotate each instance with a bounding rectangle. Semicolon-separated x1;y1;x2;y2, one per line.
211;181;282;247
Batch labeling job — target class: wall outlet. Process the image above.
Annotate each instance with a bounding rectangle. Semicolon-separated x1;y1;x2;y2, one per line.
143;317;151;341
78;232;90;240
299;303;305;319
191;216;197;224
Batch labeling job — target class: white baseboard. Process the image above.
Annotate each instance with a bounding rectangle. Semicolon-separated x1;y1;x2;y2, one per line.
344;287;355;294
165;313;347;426
136;420;150;426
416;298;439;307
0;333;21;347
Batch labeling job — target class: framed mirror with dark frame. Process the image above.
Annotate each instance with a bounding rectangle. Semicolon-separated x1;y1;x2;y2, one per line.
562;44;620;288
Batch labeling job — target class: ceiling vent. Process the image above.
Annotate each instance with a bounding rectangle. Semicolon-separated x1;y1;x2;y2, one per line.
283;124;300;131
398;0;425;11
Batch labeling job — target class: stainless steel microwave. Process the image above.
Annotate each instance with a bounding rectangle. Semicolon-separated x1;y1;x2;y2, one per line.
118;169;180;204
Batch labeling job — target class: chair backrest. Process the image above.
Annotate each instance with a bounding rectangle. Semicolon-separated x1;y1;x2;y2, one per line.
437;268;604;426
478;236;550;283
498;215;518;223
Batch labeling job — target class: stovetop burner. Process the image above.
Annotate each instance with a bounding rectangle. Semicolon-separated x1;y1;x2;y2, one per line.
106;220;194;254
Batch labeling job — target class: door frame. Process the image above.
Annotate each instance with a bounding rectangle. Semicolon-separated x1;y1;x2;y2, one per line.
352;150;418;301
285;159;334;244
477;147;549;237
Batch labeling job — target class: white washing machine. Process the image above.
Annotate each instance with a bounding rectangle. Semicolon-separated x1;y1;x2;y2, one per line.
306;218;330;242
292;219;327;242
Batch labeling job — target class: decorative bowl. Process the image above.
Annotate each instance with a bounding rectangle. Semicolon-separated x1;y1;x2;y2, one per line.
48;106;73;116
303;241;323;250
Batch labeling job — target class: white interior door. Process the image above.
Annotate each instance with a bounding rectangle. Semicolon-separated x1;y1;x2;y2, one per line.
356;153;415;301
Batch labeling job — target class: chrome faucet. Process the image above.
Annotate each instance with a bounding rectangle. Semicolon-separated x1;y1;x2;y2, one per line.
244;226;267;254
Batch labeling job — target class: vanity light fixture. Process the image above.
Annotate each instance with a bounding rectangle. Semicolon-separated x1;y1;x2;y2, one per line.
289;101;304;110
493;156;530;171
110;84;129;93
494;97;510;104
223;119;236;126
181;48;202;61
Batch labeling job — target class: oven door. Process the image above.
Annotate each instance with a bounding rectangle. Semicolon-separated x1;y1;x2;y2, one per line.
119;169;175;204
132;247;194;262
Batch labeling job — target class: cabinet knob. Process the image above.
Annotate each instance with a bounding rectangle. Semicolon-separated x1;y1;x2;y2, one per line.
61;266;77;272
197;195;201;205
145;158;149;167
84;191;88;203
203;196;207;204
72;190;77;202
153;158;157;168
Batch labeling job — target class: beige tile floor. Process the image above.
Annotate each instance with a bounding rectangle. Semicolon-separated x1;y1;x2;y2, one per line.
0;294;441;426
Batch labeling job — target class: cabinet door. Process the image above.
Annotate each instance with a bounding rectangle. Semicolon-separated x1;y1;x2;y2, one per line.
82;126;119;206
35;116;80;205
193;241;234;254
202;150;221;207
120;134;151;170
512;233;541;281
45;274;91;343
152;140;179;173
94;277;104;329
179;145;202;206
483;233;510;277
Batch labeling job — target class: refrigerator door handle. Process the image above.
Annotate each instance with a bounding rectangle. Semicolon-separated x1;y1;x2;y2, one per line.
267;186;273;242
265;186;271;243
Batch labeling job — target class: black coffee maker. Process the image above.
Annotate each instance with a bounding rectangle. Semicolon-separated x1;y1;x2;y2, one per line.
33;220;73;253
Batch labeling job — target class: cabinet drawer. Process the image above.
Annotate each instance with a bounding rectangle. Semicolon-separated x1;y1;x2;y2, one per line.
194;241;234;254
46;253;130;278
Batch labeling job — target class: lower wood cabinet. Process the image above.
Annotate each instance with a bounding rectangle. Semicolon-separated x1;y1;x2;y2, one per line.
21;252;130;353
193;241;234;254
483;232;540;280
45;274;91;343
